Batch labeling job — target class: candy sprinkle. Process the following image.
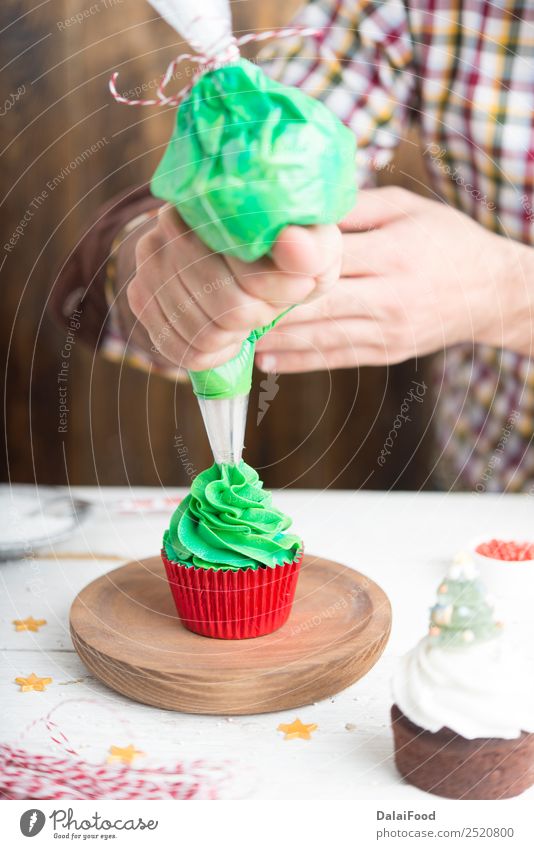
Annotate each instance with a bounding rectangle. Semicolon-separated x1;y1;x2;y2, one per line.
15;673;53;692
107;744;144;766
277;719;318;741
13;617;47;632
475;539;534;562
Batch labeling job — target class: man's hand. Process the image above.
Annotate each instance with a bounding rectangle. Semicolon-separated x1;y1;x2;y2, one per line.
255;186;534;373
126;205;342;371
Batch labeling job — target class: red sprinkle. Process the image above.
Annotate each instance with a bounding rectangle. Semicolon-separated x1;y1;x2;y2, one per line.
475;539;534;562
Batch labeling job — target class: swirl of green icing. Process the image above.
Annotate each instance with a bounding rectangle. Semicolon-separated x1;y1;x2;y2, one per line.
163;461;301;571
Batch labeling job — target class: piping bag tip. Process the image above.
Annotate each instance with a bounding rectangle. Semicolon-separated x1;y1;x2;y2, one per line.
190;321;283;466
197;393;249;466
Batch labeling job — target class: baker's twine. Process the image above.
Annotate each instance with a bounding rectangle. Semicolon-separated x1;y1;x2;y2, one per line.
0;699;231;800
109;25;330;107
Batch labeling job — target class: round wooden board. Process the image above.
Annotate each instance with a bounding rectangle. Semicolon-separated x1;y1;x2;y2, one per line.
70;554;391;715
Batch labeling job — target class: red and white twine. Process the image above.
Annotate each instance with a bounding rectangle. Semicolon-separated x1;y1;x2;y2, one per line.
109;26;327;107
0;700;232;800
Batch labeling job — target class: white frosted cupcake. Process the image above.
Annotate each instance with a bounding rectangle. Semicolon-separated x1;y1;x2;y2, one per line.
391;553;534;799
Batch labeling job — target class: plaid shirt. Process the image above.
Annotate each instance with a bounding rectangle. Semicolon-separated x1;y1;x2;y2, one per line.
104;0;534;492
259;0;534;493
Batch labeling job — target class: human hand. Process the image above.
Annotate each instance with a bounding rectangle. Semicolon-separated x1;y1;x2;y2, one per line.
126;204;342;371
255;186;533;372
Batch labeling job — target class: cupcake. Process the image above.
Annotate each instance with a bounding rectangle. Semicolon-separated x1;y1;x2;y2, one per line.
162;460;302;639
391;553;534;799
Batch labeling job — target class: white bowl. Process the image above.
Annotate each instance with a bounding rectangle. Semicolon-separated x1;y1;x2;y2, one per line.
470;535;534;631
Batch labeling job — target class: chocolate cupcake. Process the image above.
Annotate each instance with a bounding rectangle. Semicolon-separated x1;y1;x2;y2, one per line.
391;553;534;799
162;460;302;639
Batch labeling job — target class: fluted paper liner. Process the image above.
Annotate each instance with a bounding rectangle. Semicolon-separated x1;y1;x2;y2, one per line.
161;550;303;639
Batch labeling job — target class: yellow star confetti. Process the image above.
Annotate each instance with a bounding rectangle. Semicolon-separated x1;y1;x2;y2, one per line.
107;744;145;765
277;718;318;741
15;673;53;692
13;617;47;632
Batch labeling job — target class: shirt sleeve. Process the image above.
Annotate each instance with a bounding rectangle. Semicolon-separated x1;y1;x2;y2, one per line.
259;0;417;186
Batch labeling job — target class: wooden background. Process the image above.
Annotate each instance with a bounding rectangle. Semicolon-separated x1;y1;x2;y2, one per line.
0;0;433;490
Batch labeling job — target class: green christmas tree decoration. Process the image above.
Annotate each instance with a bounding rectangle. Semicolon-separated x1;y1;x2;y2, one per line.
428;553;502;648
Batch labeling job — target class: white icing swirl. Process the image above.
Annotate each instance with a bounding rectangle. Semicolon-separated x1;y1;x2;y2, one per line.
392;635;534;740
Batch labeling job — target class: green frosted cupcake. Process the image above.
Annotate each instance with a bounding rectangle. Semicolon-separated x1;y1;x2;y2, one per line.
162;461;303;639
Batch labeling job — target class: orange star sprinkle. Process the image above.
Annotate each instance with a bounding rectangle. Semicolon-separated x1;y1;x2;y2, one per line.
13;617;47;632
107;744;145;765
277;718;318;741
15;673;53;692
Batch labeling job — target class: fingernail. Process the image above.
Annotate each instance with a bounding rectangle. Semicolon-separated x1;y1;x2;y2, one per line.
258;354;277;373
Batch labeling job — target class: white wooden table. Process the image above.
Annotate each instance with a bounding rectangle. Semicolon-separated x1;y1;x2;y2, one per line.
2;485;533;800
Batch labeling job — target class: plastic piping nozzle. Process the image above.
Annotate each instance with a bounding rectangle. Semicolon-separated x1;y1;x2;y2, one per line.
196;393;249;465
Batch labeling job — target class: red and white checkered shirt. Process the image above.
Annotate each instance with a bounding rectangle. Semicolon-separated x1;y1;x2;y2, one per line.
259;0;534;493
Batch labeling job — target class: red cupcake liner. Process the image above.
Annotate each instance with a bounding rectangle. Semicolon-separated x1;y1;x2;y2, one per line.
161;549;303;640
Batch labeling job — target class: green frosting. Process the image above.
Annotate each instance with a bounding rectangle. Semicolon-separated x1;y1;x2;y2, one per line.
429;570;501;648
163;461;301;570
189;310;291;399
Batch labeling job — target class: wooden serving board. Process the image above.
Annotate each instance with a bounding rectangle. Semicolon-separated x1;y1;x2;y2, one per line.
70;554;391;715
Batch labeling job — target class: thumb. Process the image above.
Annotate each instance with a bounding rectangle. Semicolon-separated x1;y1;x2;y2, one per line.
272;224;341;276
